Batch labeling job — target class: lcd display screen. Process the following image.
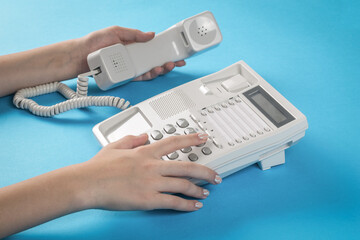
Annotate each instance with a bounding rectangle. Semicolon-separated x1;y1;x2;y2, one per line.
244;86;294;128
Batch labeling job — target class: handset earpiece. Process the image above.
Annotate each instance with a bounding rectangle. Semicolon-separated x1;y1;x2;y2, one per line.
87;11;222;90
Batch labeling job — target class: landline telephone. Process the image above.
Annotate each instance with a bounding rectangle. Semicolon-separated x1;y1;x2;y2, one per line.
93;61;308;181
12;11;308;180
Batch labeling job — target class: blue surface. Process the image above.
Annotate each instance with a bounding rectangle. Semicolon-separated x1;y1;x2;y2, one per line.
1;0;359;239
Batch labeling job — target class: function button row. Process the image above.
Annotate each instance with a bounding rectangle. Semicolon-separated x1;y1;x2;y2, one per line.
163;124;176;134
207;108;214;113
176;118;189;128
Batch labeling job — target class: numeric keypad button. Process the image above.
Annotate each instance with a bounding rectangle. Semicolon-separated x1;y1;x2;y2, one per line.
201;147;212;155
188;153;199;162
151;130;163;140
181;147;192;153
167;152;179;160
184;127;196;135
176;118;189;128
163;124;176;134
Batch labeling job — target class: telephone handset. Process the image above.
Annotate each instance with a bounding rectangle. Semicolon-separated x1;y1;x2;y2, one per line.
13;11;222;117
88;11;222;90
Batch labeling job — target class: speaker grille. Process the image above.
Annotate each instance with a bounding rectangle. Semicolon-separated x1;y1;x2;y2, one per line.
149;90;196;119
109;53;128;73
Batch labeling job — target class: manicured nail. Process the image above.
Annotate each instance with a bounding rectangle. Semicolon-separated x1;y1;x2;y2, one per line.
203;189;210;197
214;175;222;184
195;202;203;209
198;133;208;140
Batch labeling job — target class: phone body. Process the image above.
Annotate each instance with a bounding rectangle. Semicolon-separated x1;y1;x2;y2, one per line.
92;61;308;183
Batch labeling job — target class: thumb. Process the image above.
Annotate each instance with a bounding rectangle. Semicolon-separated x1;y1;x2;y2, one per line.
107;133;149;149
117;27;155;43
135;31;155;43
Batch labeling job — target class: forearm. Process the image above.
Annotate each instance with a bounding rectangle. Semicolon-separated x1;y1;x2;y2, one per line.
0;38;90;97
0;164;89;238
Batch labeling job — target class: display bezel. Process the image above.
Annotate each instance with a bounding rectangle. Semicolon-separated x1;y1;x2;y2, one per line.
243;86;295;128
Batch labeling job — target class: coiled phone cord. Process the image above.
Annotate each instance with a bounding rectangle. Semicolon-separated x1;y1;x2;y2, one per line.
13;69;130;117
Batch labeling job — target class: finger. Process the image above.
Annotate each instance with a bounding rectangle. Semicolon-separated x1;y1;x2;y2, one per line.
158;161;220;185
161;62;175;75
133;66;164;81
107;134;148;149
151;133;208;158
151;194;203;211
114;26;155;43
158;177;210;199
174;60;186;67
133;61;184;81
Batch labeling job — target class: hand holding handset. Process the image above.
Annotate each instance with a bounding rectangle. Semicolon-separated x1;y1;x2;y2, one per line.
13;11;222;117
88;11;222;90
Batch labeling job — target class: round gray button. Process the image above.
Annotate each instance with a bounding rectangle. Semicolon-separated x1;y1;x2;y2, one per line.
188;153;199;162
167;151;179;160
181;147;192;153
164;124;176;134
177;118;189;128
151;130;163;140
184;127;196;135
201;147;212;155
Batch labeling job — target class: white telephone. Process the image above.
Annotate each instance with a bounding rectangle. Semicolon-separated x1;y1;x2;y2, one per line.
12;10;308;181
13;11;222;117
93;61;308;181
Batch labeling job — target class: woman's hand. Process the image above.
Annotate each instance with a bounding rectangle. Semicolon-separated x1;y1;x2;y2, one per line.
79;133;221;211
83;26;186;81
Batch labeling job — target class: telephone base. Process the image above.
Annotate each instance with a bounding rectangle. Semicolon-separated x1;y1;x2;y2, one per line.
257;150;285;170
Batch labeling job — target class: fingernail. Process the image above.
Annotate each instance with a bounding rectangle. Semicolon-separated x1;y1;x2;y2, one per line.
198;133;208;140
203;189;210;197
214;175;222;184
195;202;203;209
139;133;148;137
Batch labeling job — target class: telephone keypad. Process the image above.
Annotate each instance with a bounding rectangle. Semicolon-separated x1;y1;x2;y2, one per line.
149;117;214;162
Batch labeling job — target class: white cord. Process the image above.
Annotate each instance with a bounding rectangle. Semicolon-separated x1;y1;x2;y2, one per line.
13;69;130;117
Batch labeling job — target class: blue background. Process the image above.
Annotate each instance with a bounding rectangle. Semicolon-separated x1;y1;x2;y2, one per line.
1;0;359;239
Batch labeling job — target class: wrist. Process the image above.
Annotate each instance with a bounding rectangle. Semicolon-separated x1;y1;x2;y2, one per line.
60;162;95;211
68;161;104;210
73;36;91;74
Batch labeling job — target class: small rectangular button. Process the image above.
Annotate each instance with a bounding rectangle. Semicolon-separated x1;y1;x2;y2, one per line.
221;74;249;92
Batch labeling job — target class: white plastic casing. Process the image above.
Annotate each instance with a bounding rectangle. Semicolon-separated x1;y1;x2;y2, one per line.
92;61;308;182
87;11;222;90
